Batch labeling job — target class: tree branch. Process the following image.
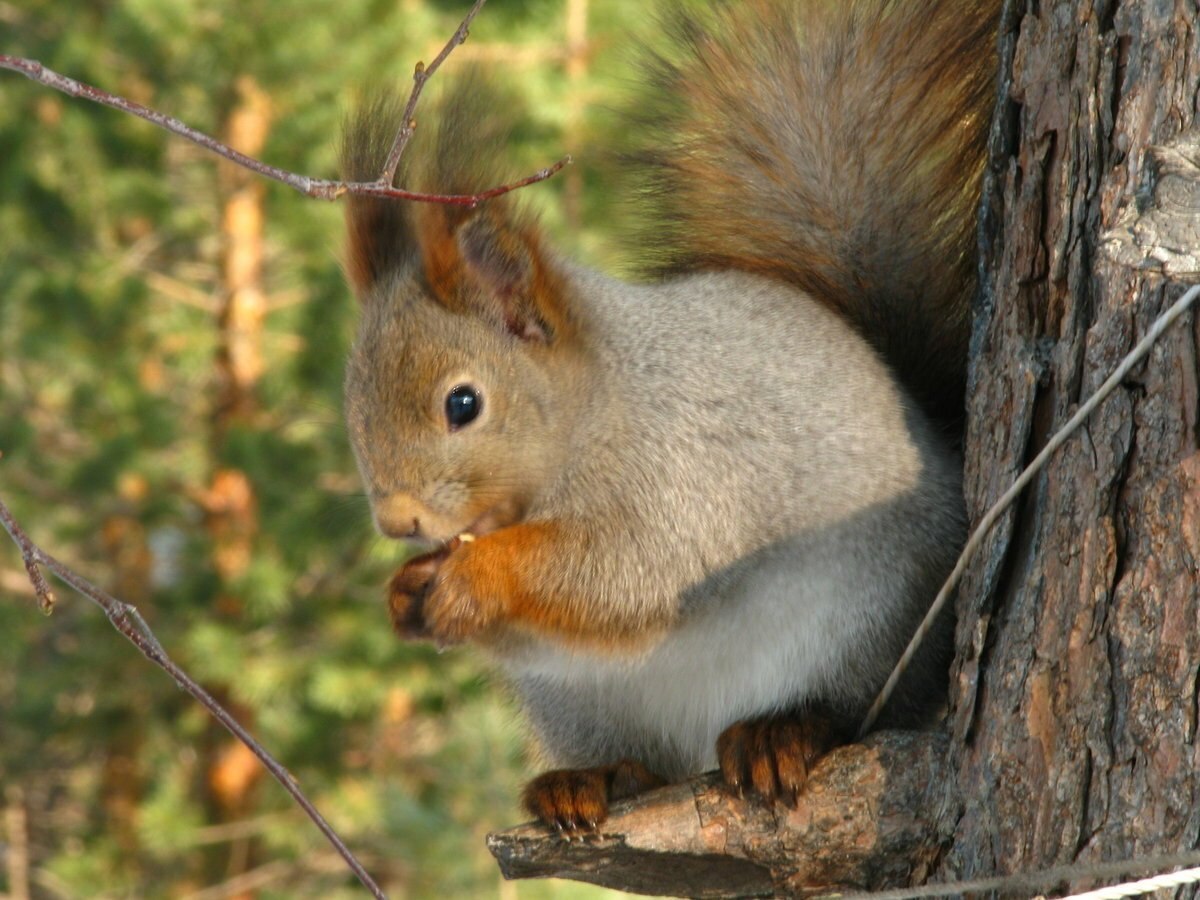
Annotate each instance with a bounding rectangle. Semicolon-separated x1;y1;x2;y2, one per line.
487;732;950;899
380;0;488;184
0;490;389;900
0;0;570;209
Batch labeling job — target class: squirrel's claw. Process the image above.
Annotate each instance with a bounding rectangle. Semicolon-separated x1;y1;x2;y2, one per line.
386;535;488;644
522;760;665;835
385;550;448;640
523;768;609;835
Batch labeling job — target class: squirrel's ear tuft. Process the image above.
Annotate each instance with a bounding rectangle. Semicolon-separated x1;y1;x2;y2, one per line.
339;93;416;300
340;72;571;339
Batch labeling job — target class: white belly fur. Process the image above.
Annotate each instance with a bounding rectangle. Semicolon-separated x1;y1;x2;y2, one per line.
503;537;896;780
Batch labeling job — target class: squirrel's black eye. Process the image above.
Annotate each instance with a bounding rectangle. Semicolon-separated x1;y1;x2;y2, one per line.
445;384;482;430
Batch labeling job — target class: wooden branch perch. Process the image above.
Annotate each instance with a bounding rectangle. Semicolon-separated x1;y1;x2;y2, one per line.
488;732;949;899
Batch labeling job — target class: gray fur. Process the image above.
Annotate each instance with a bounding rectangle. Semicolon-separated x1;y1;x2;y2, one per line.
345;263;964;776
499;267;964;774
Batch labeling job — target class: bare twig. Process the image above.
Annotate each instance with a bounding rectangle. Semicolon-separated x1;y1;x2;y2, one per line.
181;850;353;900
0;493;389;900
0;51;569;209
381;0;488;184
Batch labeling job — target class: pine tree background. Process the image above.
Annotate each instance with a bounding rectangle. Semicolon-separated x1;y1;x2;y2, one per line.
0;0;650;895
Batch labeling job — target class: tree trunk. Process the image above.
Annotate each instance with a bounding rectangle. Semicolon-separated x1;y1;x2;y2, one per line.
490;0;1200;894
946;0;1200;884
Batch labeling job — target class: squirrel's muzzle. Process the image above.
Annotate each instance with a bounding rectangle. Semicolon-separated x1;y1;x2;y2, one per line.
372;491;453;542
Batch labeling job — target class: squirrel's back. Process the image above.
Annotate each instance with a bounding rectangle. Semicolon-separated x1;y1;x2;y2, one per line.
627;0;997;424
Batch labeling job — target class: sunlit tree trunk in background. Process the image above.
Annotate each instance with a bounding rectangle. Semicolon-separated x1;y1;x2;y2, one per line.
199;74;271;897
562;0;588;231
214;76;269;438
4;787;30;900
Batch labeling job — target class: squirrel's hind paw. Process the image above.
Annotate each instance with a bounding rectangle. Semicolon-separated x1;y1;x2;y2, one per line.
716;706;852;806
522;760;666;836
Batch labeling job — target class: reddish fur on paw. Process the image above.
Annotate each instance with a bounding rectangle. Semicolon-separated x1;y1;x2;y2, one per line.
423;523;611;647
716;707;850;805
424;542;502;645
522;768;608;834
522;760;666;834
401;522;663;651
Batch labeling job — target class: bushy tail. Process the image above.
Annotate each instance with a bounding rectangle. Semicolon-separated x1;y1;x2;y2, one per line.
627;0;999;424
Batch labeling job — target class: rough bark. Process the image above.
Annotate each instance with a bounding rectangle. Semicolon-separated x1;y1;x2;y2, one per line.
490;0;1200;896
945;0;1200;886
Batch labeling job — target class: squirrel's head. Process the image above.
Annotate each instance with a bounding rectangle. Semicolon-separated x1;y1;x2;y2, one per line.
339;84;584;545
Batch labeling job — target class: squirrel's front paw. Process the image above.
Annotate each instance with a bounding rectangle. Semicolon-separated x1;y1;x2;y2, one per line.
386;550;446;640
423;546;502;645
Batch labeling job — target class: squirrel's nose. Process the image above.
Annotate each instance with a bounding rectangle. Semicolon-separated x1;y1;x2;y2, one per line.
372;492;429;540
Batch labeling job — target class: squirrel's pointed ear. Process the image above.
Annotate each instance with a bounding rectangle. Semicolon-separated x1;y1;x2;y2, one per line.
416;204;573;345
340;74;569;336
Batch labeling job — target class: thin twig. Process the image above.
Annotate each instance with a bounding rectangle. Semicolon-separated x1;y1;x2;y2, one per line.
0;494;389;900
381;0;489;184
181;858;295;900
838;847;1200;900
0;53;568;209
858;283;1200;737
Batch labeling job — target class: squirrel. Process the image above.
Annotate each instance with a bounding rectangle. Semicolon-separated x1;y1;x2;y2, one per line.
340;0;997;832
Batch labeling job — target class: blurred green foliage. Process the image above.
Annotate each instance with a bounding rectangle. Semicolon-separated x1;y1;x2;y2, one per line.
0;0;652;896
